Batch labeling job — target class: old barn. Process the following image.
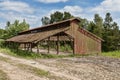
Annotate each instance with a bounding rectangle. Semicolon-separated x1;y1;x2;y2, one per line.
6;18;103;54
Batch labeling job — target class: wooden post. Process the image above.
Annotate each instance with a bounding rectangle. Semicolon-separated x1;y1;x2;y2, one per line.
30;43;32;52
69;38;75;55
48;37;50;53
57;35;60;54
24;43;26;50
37;43;39;53
73;39;75;54
27;43;29;51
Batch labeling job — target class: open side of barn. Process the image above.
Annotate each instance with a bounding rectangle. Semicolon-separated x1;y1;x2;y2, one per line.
6;18;103;54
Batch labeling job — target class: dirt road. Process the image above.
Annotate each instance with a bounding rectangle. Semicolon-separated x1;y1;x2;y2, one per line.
0;52;120;80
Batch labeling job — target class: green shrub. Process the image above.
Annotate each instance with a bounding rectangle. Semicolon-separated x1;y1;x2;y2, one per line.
0;39;5;47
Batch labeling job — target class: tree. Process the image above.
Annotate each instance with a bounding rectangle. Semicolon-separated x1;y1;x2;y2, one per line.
41;17;50;25
63;12;74;20
41;11;74;25
93;14;103;37
87;21;95;33
102;12;120;51
5;21;10;29
0;29;6;39
19;19;29;31
4;19;29;39
103;13;113;29
79;18;90;29
50;11;63;23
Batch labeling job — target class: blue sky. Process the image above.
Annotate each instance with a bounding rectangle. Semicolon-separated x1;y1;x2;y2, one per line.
0;0;120;29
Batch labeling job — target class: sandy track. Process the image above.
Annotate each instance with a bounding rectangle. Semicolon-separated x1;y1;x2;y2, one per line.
0;53;80;80
0;53;120;80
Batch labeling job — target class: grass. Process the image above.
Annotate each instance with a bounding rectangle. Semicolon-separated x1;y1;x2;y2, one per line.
17;64;49;77
102;51;120;58
0;47;43;59
0;47;85;59
0;56;10;62
0;70;9;80
17;64;66;80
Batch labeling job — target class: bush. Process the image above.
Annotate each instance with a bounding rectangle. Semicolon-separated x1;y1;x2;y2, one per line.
0;39;5;47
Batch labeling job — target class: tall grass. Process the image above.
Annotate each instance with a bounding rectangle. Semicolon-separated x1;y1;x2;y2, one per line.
102;51;120;58
0;47;43;59
0;47;80;59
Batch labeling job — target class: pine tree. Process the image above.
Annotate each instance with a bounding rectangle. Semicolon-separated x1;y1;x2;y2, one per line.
103;12;120;51
93;14;103;38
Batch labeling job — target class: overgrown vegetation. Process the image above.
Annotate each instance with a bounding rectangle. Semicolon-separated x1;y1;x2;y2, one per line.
0;19;29;39
39;41;73;53
0;70;9;80
0;47;84;59
102;51;120;58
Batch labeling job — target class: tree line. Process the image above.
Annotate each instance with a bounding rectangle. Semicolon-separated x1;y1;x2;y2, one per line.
0;11;119;52
0;19;29;39
41;11;120;52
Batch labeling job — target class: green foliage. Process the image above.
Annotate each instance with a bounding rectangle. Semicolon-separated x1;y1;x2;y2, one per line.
0;47;80;59
93;14;103;38
60;44;72;52
79;18;90;29
87;21;95;32
3;19;29;39
102;51;120;58
80;12;120;52
41;16;50;25
63;12;74;20
0;39;5;47
50;11;64;23
41;11;74;25
102;13;120;51
0;47;42;59
0;29;6;39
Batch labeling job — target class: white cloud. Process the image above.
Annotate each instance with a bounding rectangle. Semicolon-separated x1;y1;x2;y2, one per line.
0;1;34;13
91;0;120;13
49;5;83;17
36;0;68;3
0;12;42;29
0;22;6;29
63;6;83;14
48;3;120;28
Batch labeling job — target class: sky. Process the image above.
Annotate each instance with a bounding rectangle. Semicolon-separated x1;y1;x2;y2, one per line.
0;0;120;29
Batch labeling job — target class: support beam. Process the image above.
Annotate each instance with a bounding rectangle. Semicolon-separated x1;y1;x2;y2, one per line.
48;37;50;53
27;43;29;51
70;38;75;54
37;43;39;54
73;39;75;54
24;43;26;50
30;43;32;52
57;35;60;54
